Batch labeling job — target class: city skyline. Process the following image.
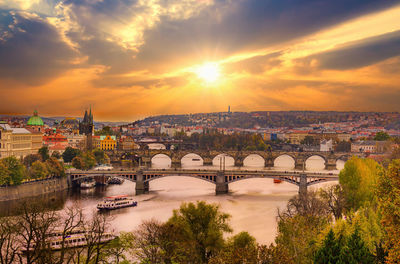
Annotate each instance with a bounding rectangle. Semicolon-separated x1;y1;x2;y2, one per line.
1;1;400;121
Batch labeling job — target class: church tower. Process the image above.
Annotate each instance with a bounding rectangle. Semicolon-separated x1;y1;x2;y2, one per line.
79;107;94;150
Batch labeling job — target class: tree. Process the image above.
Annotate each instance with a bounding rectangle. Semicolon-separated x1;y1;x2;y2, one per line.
301;136;317;146
314;229;342;264
81;152;96;170
0;217;20;264
374;131;390;141
341;227;374;263
0;161;11;186
29;160;48;179
335;141;351;152
319;184;345;220
72;157;85;170
376;159;400;263
339;157;381;213
93;149;106;164
1;156;25;185
51;151;61;159
62;147;81;163
210;232;259;264
45;157;65;177
23;154;41;167
167;201;232;263
38;146;50;161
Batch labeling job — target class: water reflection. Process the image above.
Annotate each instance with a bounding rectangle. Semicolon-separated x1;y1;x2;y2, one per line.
0;156;341;245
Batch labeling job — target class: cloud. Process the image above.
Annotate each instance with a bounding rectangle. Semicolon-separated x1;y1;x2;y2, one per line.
302;30;400;70
0;11;77;85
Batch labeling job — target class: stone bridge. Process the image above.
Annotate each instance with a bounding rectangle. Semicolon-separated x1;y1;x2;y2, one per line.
67;169;339;196
113;150;360;170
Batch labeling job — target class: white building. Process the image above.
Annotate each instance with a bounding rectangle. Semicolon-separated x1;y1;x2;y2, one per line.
320;139;333;152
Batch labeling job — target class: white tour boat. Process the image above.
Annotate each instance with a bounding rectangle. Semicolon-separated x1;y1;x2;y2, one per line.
22;230;115;252
97;195;137;210
80;178;96;189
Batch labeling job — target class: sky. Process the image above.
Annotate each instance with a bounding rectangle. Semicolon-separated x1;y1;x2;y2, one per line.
0;0;400;121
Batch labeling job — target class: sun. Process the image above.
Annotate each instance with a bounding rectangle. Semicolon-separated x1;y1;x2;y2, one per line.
194;62;220;83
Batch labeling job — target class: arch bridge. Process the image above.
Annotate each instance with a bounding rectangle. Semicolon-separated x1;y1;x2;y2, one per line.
67;169;339;196
113;150;358;170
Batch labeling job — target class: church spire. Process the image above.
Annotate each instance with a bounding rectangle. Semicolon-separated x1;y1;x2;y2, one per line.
89;106;93;123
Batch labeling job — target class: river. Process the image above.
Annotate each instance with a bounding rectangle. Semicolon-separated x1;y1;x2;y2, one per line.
0;154;345;245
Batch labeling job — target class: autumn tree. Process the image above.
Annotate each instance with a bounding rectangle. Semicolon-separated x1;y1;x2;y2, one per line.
167;201;232;263
339;157;381;214
377;159;400;263
1;156;25;185
29;160;48;179
38;146;50;161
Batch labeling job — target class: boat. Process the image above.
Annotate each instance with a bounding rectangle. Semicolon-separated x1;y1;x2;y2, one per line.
80;179;96;189
22;231;115;252
97;195;137;210
274;179;282;184
192;158;201;161
107;177;125;185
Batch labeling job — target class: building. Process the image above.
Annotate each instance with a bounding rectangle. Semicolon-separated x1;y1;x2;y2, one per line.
351;141;377;153
320;139;333;152
79;108;94;150
43;133;68;154
26;110;44;132
65;134;85;149
119;136;138;151
100;135;117;150
59;118;79;133
0;123;42;159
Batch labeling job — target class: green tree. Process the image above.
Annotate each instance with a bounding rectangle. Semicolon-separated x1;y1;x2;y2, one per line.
211;232;258;264
339;157;381;213
341;227;374;263
51;151;61;159
314;229;343;264
93;149;106;164
0;161;11;186
167;201;232;263
72;157;85;170
374;131;390;141
29;160;48;179
38;146;50;161
62;147;81;163
23;154;41;167
376;159;400;263
1;157;25;185
81;152;96;170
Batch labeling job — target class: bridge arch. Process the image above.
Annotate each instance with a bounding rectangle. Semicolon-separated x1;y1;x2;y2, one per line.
181;153;204;167
305;155;326;171
243;154;265;167
151;154;171;168
274;154;295;169
212;153;235;167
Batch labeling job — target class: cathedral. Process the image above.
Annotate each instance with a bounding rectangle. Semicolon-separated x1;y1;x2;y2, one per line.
79;107;94;150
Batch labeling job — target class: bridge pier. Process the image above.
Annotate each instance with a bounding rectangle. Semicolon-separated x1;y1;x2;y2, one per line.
135;171;149;195
234;159;243;167
295;159;305;170
325;159;337;170
215;172;229;195
265;158;274;168
203;158;213;166
171;161;181;169
299;173;307;197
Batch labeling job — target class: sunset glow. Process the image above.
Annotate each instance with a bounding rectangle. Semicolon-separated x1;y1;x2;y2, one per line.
194;63;221;83
0;1;399;120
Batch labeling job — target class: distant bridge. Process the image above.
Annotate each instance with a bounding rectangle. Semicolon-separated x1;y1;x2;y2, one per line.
113;150;360;170
67;169;339;196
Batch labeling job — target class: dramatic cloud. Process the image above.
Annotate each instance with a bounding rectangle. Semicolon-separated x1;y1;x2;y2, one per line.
0;0;400;120
0;11;77;85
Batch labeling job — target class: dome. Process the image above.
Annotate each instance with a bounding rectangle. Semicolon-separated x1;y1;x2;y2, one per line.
27;110;44;126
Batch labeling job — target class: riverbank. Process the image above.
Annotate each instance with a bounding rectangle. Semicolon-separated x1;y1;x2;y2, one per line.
0;177;69;202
